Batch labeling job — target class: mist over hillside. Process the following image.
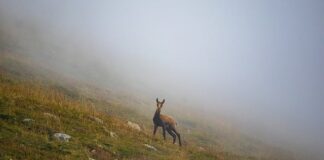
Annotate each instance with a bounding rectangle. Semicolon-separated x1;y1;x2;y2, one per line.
1;1;324;159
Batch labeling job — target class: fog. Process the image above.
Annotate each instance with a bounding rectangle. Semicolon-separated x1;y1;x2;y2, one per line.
1;0;323;157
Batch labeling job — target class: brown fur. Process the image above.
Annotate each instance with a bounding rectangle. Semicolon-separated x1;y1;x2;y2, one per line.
160;114;176;128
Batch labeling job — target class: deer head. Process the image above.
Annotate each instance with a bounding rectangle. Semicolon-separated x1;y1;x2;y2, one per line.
156;98;165;113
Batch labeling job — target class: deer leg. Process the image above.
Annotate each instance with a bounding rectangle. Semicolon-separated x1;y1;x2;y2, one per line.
153;124;158;136
166;128;176;144
162;124;166;140
172;128;182;146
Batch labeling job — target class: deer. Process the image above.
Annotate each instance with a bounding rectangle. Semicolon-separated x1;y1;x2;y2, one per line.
153;98;182;146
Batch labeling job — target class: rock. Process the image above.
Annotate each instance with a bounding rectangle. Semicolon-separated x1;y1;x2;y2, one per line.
44;112;60;121
102;126;110;134
143;144;158;151
102;126;118;138
89;116;103;124
127;121;141;131
22;118;34;123
109;131;117;138
53;133;71;142
198;146;206;151
103;126;109;132
89;158;95;160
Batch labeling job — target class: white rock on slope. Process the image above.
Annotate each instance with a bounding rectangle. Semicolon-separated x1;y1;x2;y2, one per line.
53;133;71;142
44;112;60;121
89;116;103;124
127;121;141;131
144;144;158;151
22;118;34;123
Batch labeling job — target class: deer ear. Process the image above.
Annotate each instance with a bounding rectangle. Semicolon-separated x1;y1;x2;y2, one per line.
162;99;165;104
156;98;159;103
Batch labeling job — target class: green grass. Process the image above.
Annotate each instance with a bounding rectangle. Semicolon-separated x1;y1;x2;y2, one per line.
0;52;294;160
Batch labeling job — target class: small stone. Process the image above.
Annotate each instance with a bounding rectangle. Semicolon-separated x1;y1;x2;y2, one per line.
103;126;109;133
109;131;117;138
89;116;103;124
53;133;71;142
144;144;158;151
127;121;141;131
44;112;60;121
22;118;34;122
198;146;206;151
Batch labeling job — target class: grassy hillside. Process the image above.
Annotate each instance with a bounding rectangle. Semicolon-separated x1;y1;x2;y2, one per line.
0;52;294;160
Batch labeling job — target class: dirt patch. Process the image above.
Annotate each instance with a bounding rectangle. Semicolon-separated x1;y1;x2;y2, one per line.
89;146;114;160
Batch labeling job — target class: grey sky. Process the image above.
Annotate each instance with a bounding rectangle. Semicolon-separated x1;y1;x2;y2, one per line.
1;0;323;155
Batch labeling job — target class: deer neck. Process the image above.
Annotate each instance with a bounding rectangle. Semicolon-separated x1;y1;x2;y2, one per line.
153;109;161;120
